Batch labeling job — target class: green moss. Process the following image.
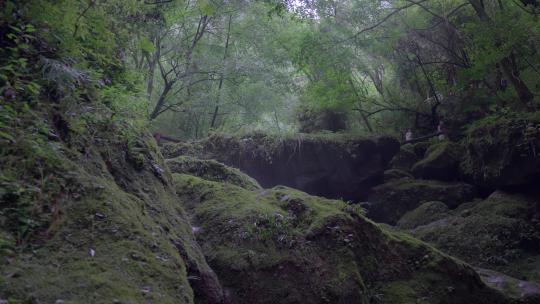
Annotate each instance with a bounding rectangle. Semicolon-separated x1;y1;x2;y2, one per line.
411;141;462;181
409;191;540;283
172;172;508;304
460;112;540;187
379;281;421;303
166;156;261;190
397;201;449;229
368;178;476;224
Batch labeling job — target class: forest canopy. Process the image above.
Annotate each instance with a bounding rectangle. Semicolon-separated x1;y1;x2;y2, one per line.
2;0;540;140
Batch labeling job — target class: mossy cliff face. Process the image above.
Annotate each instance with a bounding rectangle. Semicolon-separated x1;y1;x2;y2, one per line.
460;114;540;188
0;105;225;303
405;191;540;285
173;173;508;304
163;133;400;201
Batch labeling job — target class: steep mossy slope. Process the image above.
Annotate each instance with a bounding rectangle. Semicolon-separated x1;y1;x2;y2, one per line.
172;172;508;304
0;103;225;303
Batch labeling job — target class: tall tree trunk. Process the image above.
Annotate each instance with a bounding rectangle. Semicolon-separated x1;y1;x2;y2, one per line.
468;0;534;106
149;82;172;119
149;15;210;120
210;15;233;129
348;78;374;132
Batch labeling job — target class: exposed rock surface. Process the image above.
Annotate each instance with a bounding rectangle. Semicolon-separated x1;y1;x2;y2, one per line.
173;173;509;304
460;115;540;188
367;178;477;224
163;133;400;201
405;191;540;284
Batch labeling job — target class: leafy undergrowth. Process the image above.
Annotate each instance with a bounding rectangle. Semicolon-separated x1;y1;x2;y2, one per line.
173;173;509;304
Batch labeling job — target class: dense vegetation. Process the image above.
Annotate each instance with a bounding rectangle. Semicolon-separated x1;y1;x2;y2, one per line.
3;0;540;140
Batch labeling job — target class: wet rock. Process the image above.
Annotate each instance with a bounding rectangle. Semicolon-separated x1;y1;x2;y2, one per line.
476;268;540;302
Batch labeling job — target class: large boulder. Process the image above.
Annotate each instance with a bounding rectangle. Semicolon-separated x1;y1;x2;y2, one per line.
408;191;540;283
397;201;450;229
163;133;400;201
367;178;477;224
166;156;261;191
383;169;414;182
389;144;420;172
411;141;463;181
460;114;540;188
173;173;508;304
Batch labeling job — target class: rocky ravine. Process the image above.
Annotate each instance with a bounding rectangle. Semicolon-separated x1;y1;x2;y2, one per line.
2;110;539;303
161;114;540;303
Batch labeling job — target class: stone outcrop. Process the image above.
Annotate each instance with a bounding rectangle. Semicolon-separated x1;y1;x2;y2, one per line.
163;133;400;201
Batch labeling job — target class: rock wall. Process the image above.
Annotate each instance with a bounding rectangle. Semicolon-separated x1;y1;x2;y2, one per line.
162;133;400;201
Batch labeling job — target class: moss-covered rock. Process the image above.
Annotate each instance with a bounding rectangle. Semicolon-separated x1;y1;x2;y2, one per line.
412;141;431;159
408;191;540;283
412;141;463;181
397;201;450;229
367;178;477;224
173;173;509;304
0;105;225;303
166;156;261;191
389;144;419;172
163;132;400;201
460;113;540;188
383;169;414;182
